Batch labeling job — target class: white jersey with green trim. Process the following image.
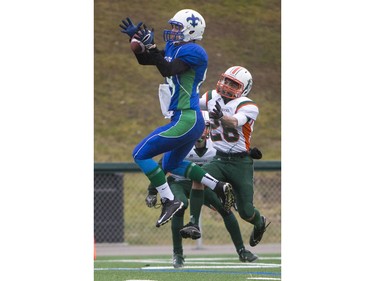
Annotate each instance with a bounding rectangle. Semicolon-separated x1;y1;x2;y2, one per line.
170;138;216;181
200;90;259;153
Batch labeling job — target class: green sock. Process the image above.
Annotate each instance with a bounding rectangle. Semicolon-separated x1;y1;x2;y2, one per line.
171;214;184;255
223;213;244;252
189;189;204;225
146;166;166;187
185;162;206;182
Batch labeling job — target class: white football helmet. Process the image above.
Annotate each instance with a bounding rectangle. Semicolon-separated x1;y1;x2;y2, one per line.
216;66;253;99
163;9;206;43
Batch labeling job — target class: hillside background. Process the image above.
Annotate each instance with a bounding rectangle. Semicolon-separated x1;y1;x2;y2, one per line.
94;0;281;162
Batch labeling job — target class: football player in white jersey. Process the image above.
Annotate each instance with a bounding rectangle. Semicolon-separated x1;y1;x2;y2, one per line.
181;66;270;248
146;111;260;268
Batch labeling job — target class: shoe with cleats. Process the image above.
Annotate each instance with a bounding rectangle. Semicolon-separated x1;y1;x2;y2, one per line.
155;198;184;227
172;253;185;268
179;222;201;240
249;216;271;246
238;247;258;262
214;181;235;211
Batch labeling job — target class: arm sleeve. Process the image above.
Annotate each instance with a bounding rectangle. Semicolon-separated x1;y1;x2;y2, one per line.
233;112;249;126
156;58;190;77
233;104;259;126
199;93;208;110
134;48;165;65
135;49;190;77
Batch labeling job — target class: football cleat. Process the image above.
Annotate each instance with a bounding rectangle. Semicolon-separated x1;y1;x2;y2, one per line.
172;253;185;268
155;198;184;227
214;181;235;211
179;222;201;240
238;248;258;262
250;216;271;247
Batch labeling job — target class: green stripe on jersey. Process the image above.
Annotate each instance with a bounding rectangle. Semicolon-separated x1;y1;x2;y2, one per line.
160;110;197;138
177;69;195;109
237;100;256;108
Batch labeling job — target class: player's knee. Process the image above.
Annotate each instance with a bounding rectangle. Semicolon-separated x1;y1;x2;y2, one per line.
238;205;255;221
132;144;142;160
220;209;233;218
132;150;143;161
192;182;204;190
179;197;189;209
132;150;137;160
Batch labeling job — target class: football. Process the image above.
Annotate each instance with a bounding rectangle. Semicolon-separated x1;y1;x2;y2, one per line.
130;38;145;54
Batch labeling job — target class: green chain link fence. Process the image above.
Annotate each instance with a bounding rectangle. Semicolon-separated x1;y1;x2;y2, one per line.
94;162;281;247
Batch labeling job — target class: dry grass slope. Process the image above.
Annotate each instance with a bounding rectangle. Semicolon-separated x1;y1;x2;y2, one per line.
94;0;281;162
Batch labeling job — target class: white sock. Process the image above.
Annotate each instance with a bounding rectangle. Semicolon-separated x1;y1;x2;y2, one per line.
201;173;219;190
155;182;174;200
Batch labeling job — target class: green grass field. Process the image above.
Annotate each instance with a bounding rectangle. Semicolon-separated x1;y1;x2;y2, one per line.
94;253;281;281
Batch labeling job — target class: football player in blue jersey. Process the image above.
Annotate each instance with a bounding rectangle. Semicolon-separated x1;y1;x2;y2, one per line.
120;9;234;228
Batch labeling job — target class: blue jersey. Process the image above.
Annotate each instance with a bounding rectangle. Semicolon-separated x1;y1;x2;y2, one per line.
133;41;207;177
163;41;208;111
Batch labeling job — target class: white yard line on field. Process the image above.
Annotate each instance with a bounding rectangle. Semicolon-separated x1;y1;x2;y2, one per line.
94;257;282;271
96;256;281;264
143;264;280;270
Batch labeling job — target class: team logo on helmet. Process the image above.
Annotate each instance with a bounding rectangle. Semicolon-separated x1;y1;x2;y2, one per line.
187;14;201;27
